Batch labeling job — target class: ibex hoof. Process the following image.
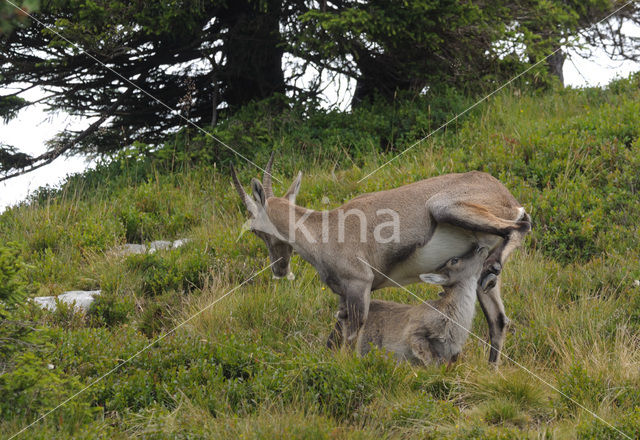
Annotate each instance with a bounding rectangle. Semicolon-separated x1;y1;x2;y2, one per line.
480;273;497;291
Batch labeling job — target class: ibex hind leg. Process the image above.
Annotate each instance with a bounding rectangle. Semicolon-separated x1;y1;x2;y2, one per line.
429;199;531;238
429;199;531;290
480;212;531;290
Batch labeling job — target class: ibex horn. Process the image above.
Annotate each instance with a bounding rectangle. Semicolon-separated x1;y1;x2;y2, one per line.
230;164;257;216
262;151;275;199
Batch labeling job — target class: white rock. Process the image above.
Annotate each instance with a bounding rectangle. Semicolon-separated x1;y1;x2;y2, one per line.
121;243;147;255
634;280;640;287
115;239;190;256
33;290;101;312
32;296;57;311
148;240;173;253
172;238;191;249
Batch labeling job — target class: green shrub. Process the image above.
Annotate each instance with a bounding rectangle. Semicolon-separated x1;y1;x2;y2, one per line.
51;330;266;415
0;242;26;305
137;292;179;337
28;220;68;253
557;363;607;414
577;407;640;440
68;215;125;253
263;350;403;421
0;349;96;423
47;298;87;330
125;247;210;296
89;292;134;327
116;180;197;243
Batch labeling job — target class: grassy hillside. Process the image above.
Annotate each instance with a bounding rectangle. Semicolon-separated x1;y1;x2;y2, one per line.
1;76;640;439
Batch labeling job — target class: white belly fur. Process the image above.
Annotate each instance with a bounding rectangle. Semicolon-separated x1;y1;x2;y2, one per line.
382;224;502;288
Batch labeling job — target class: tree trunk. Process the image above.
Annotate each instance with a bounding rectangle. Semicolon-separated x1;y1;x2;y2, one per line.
220;0;285;111
546;49;565;86
351;52;411;108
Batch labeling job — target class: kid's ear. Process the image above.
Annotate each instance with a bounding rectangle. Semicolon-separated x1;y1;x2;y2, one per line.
251;178;266;206
419;273;449;285
284;171;302;203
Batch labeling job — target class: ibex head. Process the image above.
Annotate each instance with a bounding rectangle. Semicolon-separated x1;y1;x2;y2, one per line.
419;246;489;288
230;152;302;280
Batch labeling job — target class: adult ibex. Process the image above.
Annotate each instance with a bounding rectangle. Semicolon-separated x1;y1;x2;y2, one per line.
338;246;489;366
231;154;531;364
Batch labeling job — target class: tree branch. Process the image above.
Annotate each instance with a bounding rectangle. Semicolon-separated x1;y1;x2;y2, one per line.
0;84;136;183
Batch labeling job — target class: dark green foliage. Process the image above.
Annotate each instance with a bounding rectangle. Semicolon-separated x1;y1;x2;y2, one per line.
137;292;179;337
0;345;96;423
295;0;511;102
50;329;268;414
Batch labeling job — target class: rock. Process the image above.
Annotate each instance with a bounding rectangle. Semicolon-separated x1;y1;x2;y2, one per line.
172;238;190;249
148;240;173;253
121;243;147;255
32;296;57;310
33;290;101;312
113;239;190;256
634;280;640;287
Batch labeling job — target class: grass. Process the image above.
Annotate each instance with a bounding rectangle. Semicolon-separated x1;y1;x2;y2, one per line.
1;75;640;438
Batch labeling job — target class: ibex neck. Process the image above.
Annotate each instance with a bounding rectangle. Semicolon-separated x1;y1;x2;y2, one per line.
265;197;324;248
443;277;479;330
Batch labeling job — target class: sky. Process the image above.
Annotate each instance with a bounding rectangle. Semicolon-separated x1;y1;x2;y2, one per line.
1;46;639;213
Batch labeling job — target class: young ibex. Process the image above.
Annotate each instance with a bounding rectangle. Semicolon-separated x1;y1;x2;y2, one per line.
231;154;531;364
341;246;489;365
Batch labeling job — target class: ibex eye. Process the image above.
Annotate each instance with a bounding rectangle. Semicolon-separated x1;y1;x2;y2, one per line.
450;257;459;265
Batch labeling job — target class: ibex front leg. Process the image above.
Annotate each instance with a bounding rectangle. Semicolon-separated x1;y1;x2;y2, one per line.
341;282;372;347
477;276;509;364
326;275;372;349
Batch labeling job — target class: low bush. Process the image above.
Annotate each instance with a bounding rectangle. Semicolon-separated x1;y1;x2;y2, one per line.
125;246;210;297
0;242;26;305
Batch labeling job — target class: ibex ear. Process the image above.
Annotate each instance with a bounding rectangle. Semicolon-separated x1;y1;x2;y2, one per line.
419;273;449;285
284;171;302;203
250;178;266;207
